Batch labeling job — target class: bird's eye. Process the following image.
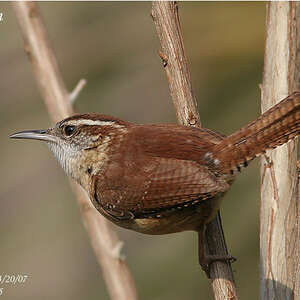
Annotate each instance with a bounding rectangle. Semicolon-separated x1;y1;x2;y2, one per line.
64;125;76;136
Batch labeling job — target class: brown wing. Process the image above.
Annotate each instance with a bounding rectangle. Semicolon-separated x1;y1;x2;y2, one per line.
91;124;229;220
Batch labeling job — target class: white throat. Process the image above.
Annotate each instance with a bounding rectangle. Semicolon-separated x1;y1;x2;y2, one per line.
47;142;80;179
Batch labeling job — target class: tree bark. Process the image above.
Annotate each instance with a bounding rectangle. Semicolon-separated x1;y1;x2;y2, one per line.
260;2;300;299
152;2;238;299
12;2;138;300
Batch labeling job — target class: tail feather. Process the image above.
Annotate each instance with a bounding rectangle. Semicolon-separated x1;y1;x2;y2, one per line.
211;91;300;174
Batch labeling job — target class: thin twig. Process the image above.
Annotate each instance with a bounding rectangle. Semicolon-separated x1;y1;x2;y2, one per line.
12;2;138;300
69;78;87;104
151;1;239;299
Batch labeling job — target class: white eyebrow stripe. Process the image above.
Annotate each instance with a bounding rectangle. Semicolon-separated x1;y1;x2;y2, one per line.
67;119;124;128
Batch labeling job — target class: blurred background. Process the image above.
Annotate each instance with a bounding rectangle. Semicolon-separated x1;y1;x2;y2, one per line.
1;2;265;299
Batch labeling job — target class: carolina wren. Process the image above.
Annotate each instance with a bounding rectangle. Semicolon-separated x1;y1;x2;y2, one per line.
10;92;300;275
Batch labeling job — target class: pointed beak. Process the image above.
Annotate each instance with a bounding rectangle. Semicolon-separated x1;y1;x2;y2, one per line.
9;129;57;143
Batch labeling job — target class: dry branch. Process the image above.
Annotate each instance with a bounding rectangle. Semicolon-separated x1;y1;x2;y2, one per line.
70;78;87;104
151;2;238;299
12;2;138;300
260;2;300;299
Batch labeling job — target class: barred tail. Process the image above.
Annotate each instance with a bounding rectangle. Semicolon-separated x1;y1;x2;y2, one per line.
212;91;300;174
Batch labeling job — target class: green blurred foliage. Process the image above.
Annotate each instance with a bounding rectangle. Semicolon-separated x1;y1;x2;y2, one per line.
1;2;265;299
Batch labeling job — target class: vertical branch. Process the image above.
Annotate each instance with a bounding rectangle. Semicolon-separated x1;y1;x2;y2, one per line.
151;2;200;127
12;2;138;300
151;2;239;299
261;2;300;299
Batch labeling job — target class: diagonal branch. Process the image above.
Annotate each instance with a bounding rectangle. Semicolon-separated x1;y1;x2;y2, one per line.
12;2;138;300
151;2;238;299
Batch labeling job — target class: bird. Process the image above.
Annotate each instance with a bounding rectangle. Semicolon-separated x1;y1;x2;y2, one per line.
10;91;300;275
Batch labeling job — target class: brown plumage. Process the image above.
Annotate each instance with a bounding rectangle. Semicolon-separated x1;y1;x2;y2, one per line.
10;91;300;275
212;91;300;174
89;124;230;234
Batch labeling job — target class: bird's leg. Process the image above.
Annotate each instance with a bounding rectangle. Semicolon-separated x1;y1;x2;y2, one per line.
198;225;236;278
